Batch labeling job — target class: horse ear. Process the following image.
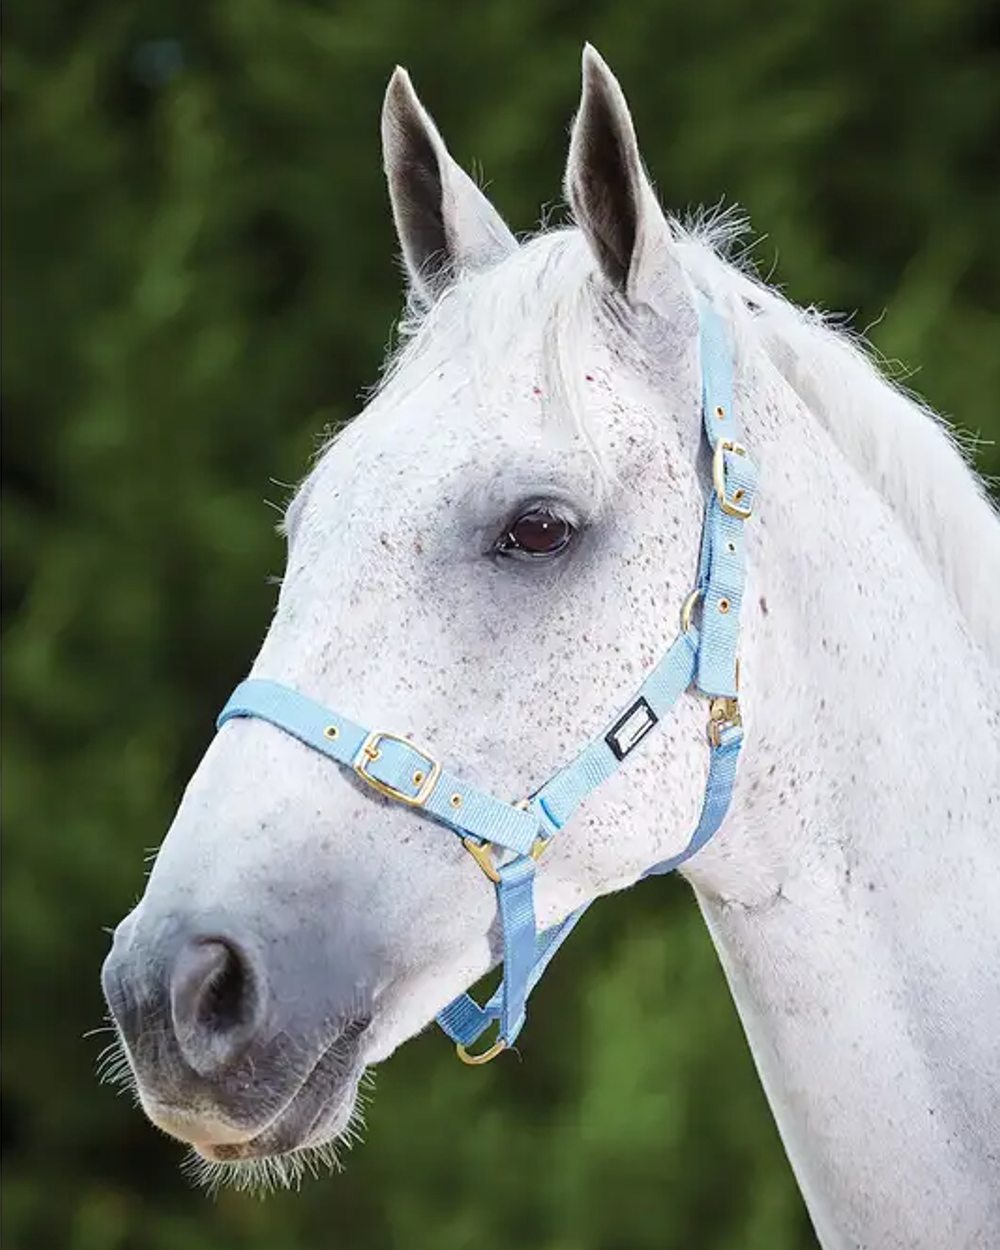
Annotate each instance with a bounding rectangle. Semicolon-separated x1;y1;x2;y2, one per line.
381;67;517;304
564;45;678;306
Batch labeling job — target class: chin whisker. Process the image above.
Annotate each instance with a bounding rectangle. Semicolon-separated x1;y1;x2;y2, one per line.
339;1067;373;1151
182;1140;342;1197
180;1065;374;1196
91;1021;140;1101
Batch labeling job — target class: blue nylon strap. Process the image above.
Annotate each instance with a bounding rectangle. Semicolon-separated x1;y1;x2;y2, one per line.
435;725;744;1048
436;903;590;1047
218;680;541;856
434;855;544;1049
698;299;736;449
533;629;698;831
212;294;756;1061
430;623;731;1049
695;301;758;697
435;726;745;1050
493;855;537;1042
643;724;743;876
696;483;754;696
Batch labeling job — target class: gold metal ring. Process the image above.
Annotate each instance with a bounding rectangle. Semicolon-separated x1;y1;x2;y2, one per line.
463;832;551;884
456;1037;506;1066
680;588;702;633
463;836;501;883
530;835;551;861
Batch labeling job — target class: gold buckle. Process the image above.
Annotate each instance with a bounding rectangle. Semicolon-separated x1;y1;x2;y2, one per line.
712;440;752;519
353;731;440;807
462;830;551;885
707;696;742;747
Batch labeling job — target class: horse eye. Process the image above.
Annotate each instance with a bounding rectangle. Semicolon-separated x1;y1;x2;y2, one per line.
497;506;576;560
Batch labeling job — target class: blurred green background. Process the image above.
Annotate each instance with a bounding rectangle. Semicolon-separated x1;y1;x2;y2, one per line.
3;2;998;1248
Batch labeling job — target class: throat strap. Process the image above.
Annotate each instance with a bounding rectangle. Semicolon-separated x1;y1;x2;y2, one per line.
215;295;757;1064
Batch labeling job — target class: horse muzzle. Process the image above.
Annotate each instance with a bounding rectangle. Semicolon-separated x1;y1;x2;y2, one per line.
101;905;372;1157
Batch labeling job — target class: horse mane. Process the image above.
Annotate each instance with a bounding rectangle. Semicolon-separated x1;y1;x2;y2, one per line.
673;216;1000;662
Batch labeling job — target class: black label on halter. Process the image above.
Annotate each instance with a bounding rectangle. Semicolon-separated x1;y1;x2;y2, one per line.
605;697;658;761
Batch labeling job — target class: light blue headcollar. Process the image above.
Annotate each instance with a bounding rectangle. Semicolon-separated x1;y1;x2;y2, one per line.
217;297;758;1065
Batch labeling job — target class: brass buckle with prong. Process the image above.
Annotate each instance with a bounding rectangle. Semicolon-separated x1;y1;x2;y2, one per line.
712;440;752;519
353;731;440;807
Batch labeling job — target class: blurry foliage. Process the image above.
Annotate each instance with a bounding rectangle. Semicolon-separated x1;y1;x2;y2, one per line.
3;1;998;1248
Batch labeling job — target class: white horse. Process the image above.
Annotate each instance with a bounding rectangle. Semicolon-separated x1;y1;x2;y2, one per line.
101;46;1000;1249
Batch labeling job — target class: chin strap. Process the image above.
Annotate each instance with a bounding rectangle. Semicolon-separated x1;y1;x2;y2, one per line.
217;296;757;1064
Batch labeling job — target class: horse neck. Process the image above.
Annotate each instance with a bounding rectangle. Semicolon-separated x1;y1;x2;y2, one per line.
680;350;1000;1248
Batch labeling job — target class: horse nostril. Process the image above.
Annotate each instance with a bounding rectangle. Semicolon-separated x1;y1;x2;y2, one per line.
170;938;265;1076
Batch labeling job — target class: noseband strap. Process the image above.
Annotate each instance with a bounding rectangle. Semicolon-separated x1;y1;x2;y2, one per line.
217;297;757;1064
